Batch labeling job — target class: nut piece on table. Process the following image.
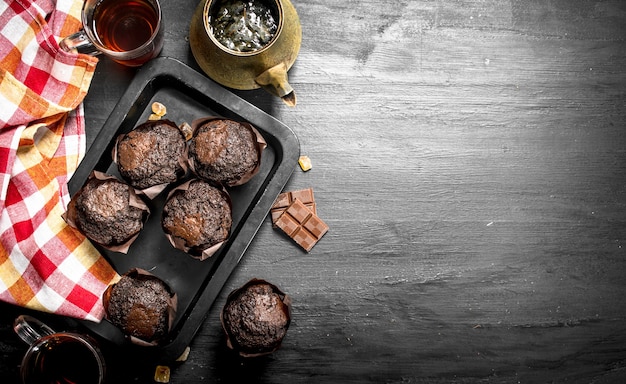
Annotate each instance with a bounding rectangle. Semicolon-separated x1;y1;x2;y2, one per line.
176;346;191;362
154;365;170;383
149;102;167;120
298;155;312;171
151;101;167;117
178;121;193;140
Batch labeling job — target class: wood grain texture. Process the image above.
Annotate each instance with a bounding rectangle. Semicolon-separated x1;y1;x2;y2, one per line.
1;0;625;383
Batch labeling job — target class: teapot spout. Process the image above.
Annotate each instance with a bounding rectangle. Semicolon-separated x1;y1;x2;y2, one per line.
280;91;297;107
255;63;297;107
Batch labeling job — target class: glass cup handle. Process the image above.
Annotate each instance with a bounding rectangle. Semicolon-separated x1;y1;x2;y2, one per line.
13;315;56;345
59;30;102;56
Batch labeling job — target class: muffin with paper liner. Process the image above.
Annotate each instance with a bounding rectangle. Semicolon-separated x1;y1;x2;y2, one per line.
161;178;232;260
113;119;188;199
103;268;177;346
221;278;292;357
63;171;149;253
188;117;266;187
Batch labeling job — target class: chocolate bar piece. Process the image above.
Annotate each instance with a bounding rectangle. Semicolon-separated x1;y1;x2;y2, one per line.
274;198;328;252
271;188;316;225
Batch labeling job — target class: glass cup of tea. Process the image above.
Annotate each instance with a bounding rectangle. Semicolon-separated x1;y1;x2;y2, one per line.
13;315;106;384
59;0;164;67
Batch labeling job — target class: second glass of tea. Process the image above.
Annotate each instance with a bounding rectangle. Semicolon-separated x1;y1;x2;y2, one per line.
60;0;164;67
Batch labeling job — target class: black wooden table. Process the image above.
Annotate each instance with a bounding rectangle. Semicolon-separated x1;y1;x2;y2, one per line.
2;0;626;382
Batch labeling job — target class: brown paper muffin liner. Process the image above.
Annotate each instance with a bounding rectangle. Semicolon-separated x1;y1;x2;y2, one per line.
220;278;292;357
112;120;189;200
102;268;177;347
62;171;150;254
162;179;232;260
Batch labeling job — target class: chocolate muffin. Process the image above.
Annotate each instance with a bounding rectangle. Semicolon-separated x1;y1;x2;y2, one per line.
66;174;148;248
221;279;291;357
188;118;263;186
161;179;232;256
115;120;187;190
103;269;176;344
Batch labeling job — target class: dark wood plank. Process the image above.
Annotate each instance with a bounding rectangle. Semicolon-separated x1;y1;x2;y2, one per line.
1;0;625;382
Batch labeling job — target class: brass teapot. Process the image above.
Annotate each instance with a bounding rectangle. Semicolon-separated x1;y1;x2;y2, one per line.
189;0;302;106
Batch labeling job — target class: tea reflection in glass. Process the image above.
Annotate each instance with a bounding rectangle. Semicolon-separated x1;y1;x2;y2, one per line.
60;0;163;67
21;334;104;384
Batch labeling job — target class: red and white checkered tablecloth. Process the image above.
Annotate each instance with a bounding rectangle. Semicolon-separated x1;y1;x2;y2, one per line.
0;0;120;322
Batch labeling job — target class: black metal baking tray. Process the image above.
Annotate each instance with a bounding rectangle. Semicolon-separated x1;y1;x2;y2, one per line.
68;57;299;362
